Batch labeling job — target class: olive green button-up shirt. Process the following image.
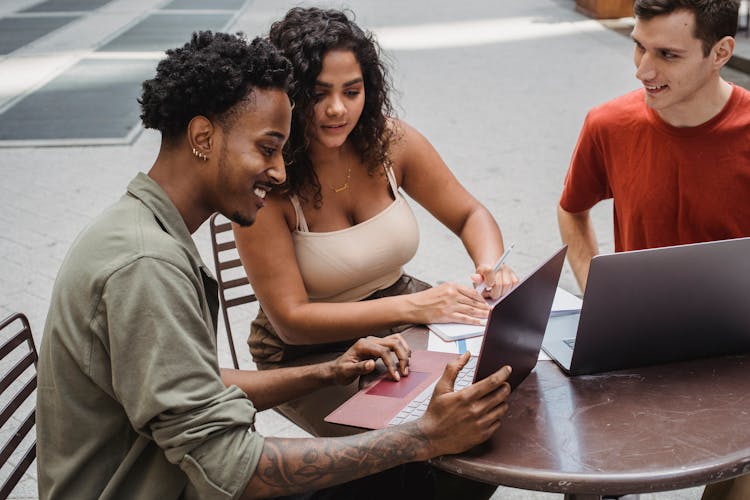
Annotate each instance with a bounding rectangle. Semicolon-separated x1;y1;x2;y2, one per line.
37;173;264;500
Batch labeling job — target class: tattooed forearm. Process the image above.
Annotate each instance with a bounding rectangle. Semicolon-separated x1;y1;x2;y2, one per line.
244;422;431;498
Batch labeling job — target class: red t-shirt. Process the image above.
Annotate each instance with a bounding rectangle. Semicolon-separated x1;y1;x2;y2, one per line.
560;85;750;251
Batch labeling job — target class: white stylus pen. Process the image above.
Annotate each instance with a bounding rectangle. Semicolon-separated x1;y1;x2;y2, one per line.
475;243;515;293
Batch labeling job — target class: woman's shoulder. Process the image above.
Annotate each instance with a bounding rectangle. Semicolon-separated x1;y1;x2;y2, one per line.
386;118;428;157
385;117;417;142
386;117;434;167
261;190;298;231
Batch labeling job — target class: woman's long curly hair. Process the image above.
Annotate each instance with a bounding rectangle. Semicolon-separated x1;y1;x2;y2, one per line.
269;7;395;206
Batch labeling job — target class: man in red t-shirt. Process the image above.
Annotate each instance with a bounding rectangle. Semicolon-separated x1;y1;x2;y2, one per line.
558;2;749;499
559;0;750;292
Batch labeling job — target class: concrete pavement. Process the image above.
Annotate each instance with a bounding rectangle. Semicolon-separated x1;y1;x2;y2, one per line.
3;0;744;497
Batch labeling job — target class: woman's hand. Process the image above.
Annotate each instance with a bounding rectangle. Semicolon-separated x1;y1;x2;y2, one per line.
406;282;491;325
471;263;519;300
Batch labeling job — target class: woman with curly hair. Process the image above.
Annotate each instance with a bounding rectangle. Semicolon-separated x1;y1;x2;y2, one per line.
234;7;516;441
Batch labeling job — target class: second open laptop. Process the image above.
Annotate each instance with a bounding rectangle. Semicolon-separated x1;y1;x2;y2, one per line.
324;246;567;430
542;237;750;376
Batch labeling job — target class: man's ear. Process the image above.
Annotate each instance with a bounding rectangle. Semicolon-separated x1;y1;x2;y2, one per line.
187;115;214;161
713;35;735;69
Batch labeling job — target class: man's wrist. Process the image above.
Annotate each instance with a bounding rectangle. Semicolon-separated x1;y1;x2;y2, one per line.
409;420;438;461
318;359;338;385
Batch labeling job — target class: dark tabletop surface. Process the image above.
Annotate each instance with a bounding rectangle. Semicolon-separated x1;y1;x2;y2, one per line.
431;355;750;496
402;327;750;496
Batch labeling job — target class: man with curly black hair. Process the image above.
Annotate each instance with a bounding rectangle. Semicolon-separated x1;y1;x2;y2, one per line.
35;31;514;499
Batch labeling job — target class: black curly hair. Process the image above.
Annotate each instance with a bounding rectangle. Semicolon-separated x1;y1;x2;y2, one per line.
140;31;292;142
268;7;395;206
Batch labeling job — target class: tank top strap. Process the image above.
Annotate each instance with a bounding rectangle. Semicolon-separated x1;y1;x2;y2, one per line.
289;195;309;232
384;164;399;198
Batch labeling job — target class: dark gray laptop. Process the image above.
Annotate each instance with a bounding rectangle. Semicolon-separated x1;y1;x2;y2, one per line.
325;246;567;429
542;237;750;375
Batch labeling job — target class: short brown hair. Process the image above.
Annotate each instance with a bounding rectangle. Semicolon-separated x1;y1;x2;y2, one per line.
634;0;739;56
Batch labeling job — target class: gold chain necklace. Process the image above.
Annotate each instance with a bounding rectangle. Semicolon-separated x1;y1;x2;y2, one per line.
330;162;352;193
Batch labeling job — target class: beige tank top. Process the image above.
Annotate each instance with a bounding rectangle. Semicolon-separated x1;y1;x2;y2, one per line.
290;165;420;302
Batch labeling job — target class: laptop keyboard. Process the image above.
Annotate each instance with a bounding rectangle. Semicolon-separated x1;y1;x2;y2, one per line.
388;357;477;426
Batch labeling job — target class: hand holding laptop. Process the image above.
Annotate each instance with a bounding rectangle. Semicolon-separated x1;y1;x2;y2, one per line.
418;352;512;455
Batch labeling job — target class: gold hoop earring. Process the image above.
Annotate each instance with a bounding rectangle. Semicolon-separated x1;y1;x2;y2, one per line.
192;147;208;162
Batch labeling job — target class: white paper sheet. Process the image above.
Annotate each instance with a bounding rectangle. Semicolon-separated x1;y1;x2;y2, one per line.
427;287;581;341
426;332;551;360
551;286;582;316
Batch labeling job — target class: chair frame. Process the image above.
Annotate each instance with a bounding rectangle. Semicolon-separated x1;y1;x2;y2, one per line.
209;213;257;369
0;312;38;500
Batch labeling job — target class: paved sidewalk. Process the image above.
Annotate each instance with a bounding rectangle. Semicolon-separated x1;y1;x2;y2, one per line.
3;0;745;498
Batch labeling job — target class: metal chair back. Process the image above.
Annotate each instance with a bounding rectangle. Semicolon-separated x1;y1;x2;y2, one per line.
209;213;257;369
0;312;38;500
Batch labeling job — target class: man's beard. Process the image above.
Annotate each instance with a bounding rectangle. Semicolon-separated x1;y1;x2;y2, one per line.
229;211;254;228
218;150;256;228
